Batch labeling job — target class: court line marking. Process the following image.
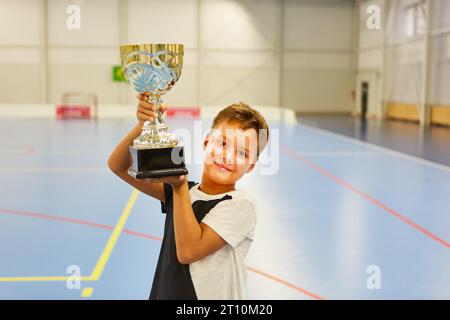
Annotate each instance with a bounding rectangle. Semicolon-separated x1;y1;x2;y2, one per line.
81;287;94;298
0;206;323;299
281;145;450;249
247;267;324;300
0;276;92;282
0;208;163;242
0;208;116;231
90;189;139;280
297;122;450;173
0;189;139;284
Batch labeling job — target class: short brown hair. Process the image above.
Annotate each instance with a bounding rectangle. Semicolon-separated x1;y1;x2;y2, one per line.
211;101;269;157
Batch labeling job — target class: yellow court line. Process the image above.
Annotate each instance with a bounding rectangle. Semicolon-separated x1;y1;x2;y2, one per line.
90;189;139;280
81;287;94;298
0;276;93;282
0;188;139;284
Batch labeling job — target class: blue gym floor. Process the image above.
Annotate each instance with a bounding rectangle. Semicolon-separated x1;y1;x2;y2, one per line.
0;115;449;300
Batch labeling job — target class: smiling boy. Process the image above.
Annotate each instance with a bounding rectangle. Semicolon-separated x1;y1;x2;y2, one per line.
108;94;269;299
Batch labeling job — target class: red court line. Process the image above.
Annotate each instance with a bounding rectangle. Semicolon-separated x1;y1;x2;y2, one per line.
247;267;325;300
122;229;162;241
0;207;322;299
281;145;450;250
0;208;113;230
0;208;162;241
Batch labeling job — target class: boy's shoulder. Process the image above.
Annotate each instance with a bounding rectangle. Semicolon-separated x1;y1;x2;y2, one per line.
230;188;257;208
188;180;256;205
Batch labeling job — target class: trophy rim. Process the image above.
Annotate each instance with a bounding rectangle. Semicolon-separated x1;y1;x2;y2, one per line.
119;43;184;91
119;43;184;52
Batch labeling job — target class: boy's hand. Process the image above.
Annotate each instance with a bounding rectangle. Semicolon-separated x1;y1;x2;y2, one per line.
145;175;187;189
137;93;167;125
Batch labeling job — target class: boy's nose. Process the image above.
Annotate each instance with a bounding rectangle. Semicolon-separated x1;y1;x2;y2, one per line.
223;147;234;165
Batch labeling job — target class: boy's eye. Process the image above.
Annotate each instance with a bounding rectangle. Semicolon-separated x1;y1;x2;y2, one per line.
214;137;225;147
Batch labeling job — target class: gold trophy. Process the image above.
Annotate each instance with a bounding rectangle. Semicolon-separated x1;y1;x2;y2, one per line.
120;44;188;179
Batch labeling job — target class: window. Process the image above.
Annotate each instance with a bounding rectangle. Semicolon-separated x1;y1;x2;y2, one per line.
405;1;426;37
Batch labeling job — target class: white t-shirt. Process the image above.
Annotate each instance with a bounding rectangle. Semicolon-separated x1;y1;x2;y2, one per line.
188;183;257;300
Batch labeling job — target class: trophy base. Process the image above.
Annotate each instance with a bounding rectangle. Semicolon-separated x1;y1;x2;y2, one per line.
128;167;189;179
128;145;188;179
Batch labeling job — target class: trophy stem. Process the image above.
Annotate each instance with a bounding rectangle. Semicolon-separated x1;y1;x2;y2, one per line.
133;94;178;149
142;95;165;129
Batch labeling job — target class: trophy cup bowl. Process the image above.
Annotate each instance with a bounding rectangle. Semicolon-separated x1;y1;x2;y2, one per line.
120;43;188;179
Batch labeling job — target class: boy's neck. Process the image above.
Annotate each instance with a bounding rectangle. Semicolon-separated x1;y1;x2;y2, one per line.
199;175;236;195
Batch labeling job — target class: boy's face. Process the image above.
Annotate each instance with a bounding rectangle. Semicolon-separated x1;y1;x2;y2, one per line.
203;121;258;185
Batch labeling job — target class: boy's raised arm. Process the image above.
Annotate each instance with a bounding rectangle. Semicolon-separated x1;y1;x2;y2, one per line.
108;122;165;202
107;94;166;202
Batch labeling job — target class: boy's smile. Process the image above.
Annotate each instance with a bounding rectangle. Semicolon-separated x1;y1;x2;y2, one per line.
214;160;233;173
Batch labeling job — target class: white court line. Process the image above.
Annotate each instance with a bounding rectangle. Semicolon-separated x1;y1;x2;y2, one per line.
298;122;450;174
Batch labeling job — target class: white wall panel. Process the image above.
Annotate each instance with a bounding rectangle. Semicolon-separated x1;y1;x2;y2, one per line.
47;0;119;46
283;0;353;111
0;48;41;64
0;0;41;45
203;0;276;50
127;0;197;48
284;0;352;51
